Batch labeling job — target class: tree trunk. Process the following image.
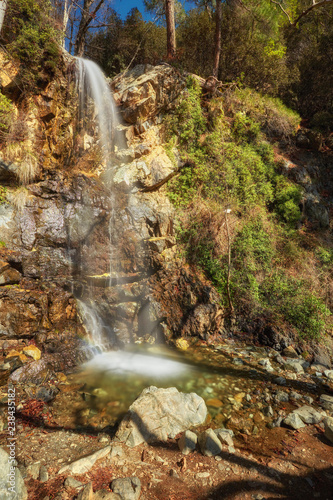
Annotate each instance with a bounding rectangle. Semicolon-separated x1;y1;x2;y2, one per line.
62;0;71;48
0;0;7;34
213;0;222;78
165;0;176;59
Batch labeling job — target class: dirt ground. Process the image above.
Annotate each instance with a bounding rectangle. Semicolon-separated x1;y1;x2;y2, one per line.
1;415;331;500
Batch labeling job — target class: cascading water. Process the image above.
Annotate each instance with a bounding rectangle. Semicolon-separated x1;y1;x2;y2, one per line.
73;57;190;379
74;57;122;352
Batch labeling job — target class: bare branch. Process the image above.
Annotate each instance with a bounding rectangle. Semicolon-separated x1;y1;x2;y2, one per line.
270;0;292;24
292;0;333;26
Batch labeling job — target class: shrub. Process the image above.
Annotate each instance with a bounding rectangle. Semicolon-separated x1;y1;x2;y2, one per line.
3;0;61;89
0;92;16;135
273;176;303;225
224;88;300;138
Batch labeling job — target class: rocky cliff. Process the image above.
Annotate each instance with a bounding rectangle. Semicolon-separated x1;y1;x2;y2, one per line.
0;56;225;381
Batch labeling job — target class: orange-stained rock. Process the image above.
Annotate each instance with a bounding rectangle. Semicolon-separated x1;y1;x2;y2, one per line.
23;345;41;361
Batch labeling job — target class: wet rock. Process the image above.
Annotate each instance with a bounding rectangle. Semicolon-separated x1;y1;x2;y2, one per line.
324;417;333;444
58;446;111;474
293;406;323;424
36;386;59;403
178;430;197;455
198;428;222;457
111;477;141;500
0;446;27;500
115;386;207;447
283;413;306;430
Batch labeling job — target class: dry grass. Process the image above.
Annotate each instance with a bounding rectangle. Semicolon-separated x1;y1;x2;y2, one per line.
7;186;32;212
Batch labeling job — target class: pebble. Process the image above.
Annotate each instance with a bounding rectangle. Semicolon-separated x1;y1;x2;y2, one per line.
39;465;49;483
198;429;222;457
64;477;84;489
196;472;210;479
275;391;289;403
178;430;198;455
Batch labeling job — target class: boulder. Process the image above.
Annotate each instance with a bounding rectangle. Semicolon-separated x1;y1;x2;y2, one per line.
283;413;306;430
115;386;207;447
111;477;141;500
0;446;27;500
293;406;323;425
111;64;185;125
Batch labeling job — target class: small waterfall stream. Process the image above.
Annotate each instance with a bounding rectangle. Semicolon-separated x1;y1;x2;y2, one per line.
74;58;124;353
73;58;191;379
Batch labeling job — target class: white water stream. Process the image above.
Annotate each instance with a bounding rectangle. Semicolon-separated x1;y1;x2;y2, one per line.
74;58;191;379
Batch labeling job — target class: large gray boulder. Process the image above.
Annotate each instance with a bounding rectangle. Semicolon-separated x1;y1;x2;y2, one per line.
0;447;27;500
115;386;207;447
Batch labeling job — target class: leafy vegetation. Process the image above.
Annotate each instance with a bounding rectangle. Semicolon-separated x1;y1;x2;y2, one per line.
3;0;61;89
166;78;331;340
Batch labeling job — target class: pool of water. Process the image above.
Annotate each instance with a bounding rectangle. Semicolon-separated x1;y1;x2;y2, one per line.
58;342;264;430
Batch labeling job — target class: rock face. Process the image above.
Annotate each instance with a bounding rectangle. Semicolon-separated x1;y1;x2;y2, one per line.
0;446;27;500
115;386;207;447
0;62;225;357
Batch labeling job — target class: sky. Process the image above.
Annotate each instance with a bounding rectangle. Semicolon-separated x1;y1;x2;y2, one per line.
112;0;197;21
113;0;152;20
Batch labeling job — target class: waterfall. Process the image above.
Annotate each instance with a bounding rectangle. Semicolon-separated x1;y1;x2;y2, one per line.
71;58;191;380
74;57;123;350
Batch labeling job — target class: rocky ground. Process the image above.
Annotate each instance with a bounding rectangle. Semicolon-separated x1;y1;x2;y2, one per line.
0;338;332;500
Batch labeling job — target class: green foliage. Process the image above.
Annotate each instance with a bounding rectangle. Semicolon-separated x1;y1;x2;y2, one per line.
166;76;206;150
167;80;330;340
0;93;15;133
261;271;329;339
3;0;61;89
225;88;300;138
0;186;8;204
273;176;302;225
